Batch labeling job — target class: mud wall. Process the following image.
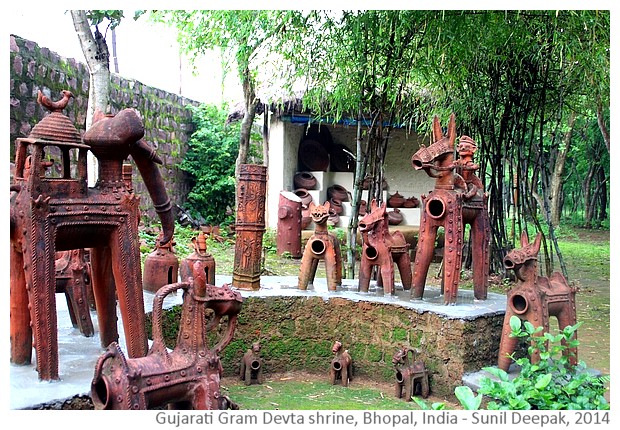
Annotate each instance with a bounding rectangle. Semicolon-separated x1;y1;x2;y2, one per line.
149;295;504;397
9;34;199;220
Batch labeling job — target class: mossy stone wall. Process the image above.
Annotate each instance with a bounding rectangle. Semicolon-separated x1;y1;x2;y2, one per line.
9;34;199;219
148;295;504;397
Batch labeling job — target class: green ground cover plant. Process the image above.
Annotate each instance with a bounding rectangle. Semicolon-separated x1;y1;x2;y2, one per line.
450;316;609;410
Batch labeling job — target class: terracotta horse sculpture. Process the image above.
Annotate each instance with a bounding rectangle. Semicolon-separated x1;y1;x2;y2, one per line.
358;199;412;295
330;340;353;387
240;341;264;385
497;231;578;371
410;113;489;304
298;201;342;291
392;346;430;401
10;91;175;380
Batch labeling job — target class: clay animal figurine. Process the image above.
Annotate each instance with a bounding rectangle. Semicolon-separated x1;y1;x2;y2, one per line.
240;341;264;385
10;92;174;380
90;260;243;410
330;340;353;387
392;347;430;401
358;199;412;295
410;113;489;304
298;201;343;291
498;230;578;371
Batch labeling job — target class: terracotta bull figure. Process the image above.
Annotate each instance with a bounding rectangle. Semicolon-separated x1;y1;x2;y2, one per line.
10;91;175;380
498;231;578;371
410;113;489;304
330;340;353;387
298;201;342;291
358;199;412;295
90;261;243;410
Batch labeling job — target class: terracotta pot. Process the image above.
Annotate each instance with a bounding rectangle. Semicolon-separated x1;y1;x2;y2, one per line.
301;205;312;229
293;171;318;190
403;196;420;208
327;184;349;202
359;200;367;216
387;191;406;208
298;139;329;171
294;188;313;206
327;209;340;226
388;208;404;225
329;198;343;215
362;176;388;190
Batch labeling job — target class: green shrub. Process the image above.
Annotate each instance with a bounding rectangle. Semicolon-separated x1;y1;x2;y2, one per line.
180;104;240;226
456;316;609;410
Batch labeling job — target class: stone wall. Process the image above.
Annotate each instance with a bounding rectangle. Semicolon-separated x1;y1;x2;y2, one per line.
9;34;199;220
148;295;504;397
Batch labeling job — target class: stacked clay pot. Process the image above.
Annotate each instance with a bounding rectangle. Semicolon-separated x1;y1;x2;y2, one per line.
293;172;318;190
388;208;404;225
387;191;406;208
327;184;349;202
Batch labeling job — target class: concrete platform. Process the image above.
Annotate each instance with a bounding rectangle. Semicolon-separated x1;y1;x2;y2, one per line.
9;275;506;410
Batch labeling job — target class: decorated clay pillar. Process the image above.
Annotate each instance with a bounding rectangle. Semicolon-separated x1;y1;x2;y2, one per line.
232;164;267;290
276;191;302;258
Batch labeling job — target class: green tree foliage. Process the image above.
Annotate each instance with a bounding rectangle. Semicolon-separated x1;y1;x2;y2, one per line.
141;10;608;275
180;104;241;226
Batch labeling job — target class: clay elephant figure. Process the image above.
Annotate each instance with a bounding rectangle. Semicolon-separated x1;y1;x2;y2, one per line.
90;261;243;410
10;91;175;380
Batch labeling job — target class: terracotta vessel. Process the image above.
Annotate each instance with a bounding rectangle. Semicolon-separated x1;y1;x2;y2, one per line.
388;191;406;208
388;208;404;225
293;171;318;190
327;184;349;202
294;188;313;206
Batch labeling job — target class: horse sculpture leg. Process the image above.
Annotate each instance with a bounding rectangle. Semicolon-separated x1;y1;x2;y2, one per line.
412;223;438;299
358;245;374;293
10;245;31;365
298;248;315;290
380;262;395;295
442;201;463;305
470;212;489;300
394;252;413;290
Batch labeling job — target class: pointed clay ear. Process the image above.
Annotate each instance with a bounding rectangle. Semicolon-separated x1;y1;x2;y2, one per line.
520;230;530;248
532;233;542;255
432;115;443;142
309;201;316;211
447;113;457;147
370;199;379;212
324;200;331;210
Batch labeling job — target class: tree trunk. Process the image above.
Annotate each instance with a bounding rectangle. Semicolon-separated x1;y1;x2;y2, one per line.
550;111;576;227
597;98;610;153
71;10;111;186
236;67;257;174
583;164;598;228
262;103;269;168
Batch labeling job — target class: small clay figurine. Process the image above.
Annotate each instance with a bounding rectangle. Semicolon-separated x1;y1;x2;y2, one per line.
240;341;264;385
330;340;353;387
